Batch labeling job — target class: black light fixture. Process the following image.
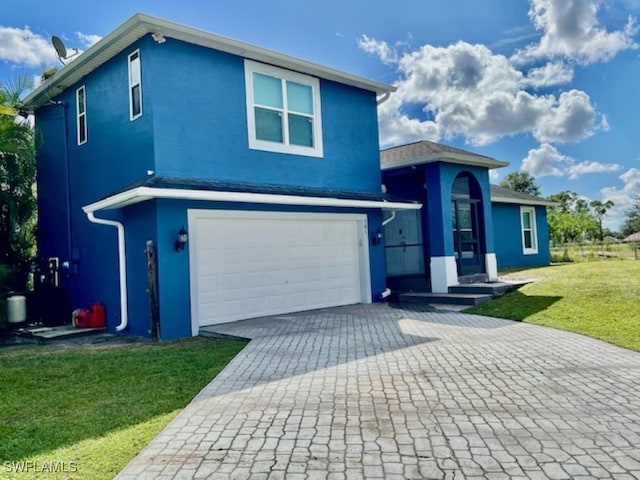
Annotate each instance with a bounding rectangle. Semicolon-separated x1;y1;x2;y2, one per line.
174;226;188;252
372;228;383;246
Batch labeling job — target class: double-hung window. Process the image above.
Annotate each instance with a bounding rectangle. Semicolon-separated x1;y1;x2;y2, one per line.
128;50;142;120
76;85;87;145
520;206;538;255
245;60;323;157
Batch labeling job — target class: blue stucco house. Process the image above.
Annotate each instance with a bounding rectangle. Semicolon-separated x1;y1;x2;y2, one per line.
381;141;553;293
23;13;419;339
490;184;555;269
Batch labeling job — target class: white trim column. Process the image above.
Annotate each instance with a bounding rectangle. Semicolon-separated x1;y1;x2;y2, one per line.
485;253;498;281
430;256;458;293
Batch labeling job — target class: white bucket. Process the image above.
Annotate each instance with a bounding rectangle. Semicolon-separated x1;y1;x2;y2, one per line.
7;295;27;324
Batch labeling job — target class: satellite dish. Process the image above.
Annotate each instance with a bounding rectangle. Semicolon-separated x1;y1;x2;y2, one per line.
52;36;67;59
51;35;79;65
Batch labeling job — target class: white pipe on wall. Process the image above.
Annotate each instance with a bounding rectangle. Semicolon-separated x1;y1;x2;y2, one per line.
84;210;128;332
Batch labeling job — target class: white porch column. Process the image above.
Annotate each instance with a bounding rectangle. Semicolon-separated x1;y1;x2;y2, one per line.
430;256;458;293
485;253;498;281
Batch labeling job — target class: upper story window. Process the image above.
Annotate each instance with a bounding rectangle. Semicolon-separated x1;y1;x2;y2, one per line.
76;85;87;145
128;50;142;120
244;60;323;158
521;206;538;255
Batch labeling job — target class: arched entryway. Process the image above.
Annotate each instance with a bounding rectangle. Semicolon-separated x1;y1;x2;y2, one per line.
451;172;485;278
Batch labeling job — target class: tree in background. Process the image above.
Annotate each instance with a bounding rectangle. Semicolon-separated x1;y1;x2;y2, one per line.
499;171;541;196
0;75;36;290
621;196;640;237
589;200;615;242
547;191;598;244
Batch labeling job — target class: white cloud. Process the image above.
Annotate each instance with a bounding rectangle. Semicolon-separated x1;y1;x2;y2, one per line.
522;61;574;87
534;90;604;143
76;32;101;48
567;160;622;179
0;25;57;67
513;0;638;64
522;142;622;178
357;34;398;65
522;143;567;177
601;167;640;228
361;39;605;146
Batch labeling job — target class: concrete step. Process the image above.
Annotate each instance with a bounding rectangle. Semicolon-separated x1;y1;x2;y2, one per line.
448;280;529;296
398;292;493;306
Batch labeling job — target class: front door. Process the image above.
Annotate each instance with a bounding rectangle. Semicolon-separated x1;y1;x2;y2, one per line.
452;199;484;276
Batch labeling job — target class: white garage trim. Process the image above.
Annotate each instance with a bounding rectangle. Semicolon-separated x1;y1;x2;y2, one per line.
188;210;372;335
84;186;422;212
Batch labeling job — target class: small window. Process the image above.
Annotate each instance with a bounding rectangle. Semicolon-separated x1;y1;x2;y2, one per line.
76;86;87;145
128;50;142;120
521;207;538;255
244;60;323;157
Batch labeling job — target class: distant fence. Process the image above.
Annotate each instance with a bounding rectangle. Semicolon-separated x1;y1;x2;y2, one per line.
550;241;639;262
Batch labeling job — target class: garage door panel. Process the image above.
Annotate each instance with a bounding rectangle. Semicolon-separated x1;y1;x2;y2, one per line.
191;211;369;327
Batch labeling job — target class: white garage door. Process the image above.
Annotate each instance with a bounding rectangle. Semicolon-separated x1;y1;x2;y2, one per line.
188;210;371;332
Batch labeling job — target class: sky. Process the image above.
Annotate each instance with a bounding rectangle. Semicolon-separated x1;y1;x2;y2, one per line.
1;0;639;230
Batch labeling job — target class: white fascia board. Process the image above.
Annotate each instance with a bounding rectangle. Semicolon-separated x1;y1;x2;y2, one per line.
82;186;422;212
491;196;557;207
23;13;394;110
381;153;509;171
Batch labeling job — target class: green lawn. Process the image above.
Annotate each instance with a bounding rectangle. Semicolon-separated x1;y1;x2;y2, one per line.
467;260;640;351
0;337;246;479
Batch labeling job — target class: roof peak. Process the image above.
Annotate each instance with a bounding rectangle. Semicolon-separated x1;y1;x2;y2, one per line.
381;140;508;170
23;13;394;110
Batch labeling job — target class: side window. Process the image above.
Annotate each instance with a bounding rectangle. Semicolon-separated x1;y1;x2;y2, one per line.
76;85;87;145
521;207;538;254
244;59;323;158
128;50;142;120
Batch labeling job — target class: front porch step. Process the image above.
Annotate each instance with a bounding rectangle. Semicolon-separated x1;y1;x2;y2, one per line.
398;292;493;306
448;280;530;297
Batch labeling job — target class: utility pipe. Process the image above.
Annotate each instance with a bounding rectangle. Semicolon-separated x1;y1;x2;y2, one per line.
84;210;128;331
382;210;396;226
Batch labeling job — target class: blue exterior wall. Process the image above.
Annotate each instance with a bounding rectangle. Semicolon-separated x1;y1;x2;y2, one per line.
35;32;385;337
492;203;551;268
35;36;156;328
424;163;495;258
122;201;158;337
147;38;382;192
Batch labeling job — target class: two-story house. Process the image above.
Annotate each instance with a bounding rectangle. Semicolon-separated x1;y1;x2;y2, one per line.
23;13;419;340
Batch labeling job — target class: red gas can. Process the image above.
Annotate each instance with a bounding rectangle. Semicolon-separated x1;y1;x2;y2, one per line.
73;303;106;328
87;302;106;328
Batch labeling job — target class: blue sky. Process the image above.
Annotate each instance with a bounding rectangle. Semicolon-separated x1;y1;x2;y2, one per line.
1;0;639;229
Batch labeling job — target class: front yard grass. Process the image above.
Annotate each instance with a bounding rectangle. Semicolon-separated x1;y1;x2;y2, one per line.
467;260;640;351
0;337;246;479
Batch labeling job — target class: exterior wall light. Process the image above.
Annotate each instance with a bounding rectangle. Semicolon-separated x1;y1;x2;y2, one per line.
372;228;383;246
175;226;188;252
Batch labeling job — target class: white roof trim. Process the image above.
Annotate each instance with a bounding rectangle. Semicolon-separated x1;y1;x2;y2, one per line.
82;186;422;213
381;152;509;171
23;13;394;110
491;196;557;207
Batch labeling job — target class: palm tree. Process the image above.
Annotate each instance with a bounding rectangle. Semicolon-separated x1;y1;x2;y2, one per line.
0;74;37;290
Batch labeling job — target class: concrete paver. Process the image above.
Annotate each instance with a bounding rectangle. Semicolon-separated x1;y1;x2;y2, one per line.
116;304;640;479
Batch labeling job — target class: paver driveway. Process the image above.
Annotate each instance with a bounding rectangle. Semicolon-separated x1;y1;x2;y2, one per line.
117;304;640;479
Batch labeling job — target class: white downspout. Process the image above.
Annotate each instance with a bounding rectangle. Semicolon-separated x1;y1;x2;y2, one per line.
382;210;396;226
379;210;398;300
84;210;128;331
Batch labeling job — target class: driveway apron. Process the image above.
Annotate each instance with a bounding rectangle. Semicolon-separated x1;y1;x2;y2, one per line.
116;304;640;479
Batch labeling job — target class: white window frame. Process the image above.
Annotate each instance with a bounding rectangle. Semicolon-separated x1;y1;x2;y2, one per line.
128;50;142;120
520;206;538;255
76;85;87;145
244;59;323;158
